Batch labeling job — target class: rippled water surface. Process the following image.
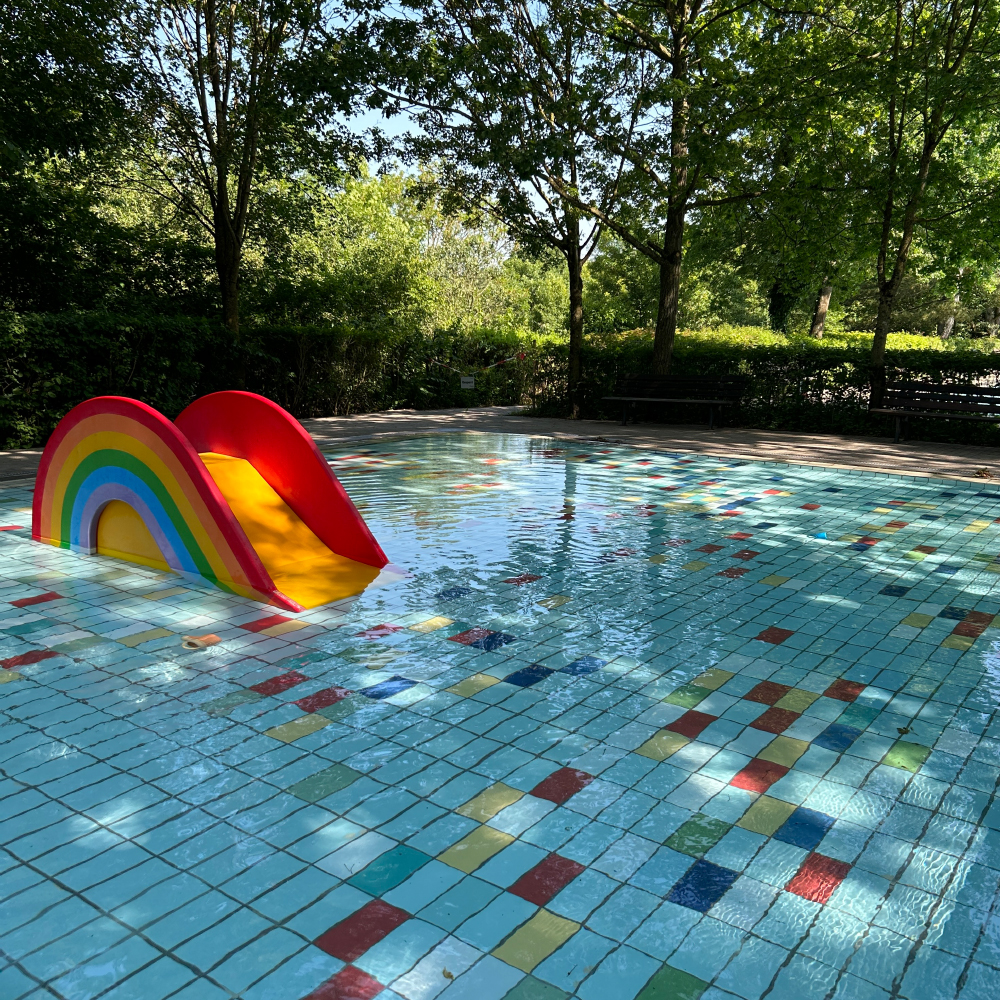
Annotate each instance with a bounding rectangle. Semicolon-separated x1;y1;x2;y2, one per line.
2;432;1000;1000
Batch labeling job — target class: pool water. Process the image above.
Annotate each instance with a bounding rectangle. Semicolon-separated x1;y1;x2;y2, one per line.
2;432;1000;1000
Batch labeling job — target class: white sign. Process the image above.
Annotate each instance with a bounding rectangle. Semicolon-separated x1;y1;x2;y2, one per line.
460;376;475;389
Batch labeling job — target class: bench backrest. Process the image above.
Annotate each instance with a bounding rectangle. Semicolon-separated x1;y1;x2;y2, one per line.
616;375;747;400
886;382;1000;414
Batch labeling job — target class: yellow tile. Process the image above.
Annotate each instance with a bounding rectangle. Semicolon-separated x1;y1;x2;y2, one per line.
117;627;173;647
492;910;580;972
987;564;1000;574
858;524;882;532
838;534;861;543
682;560;709;571
141;586;188;600
757;736;809;767
873;507;893;514
0;670;23;684
265;713;330;743
636;730;689;761
965;520;990;533
692;668;735;690
901;612;933;628
457;782;523;821
537;595;571;609
775;688;820;713
648;554;668;564
903;551;927;562
760;575;790;586
438;825;514;873
260;620;309;637
409;616;454;633
447;673;500;697
738;795;796;836
942;635;975;651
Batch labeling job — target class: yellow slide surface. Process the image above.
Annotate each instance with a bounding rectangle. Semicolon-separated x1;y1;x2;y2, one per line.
200;452;379;608
97;500;171;572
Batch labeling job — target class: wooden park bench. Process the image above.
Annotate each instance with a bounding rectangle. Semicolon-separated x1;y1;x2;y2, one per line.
603;375;747;428
870;382;1000;443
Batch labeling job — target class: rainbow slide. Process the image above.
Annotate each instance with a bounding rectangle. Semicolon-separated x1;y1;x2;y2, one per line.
32;392;388;611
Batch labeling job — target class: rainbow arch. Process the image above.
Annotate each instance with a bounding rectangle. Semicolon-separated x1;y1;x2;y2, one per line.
32;393;388;610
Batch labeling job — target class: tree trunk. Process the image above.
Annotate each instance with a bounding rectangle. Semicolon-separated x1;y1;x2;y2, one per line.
870;281;896;408
652;202;685;375
937;315;955;339
566;224;584;418
809;283;833;339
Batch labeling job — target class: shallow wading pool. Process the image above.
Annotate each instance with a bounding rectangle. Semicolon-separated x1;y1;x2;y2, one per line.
2;433;1000;1000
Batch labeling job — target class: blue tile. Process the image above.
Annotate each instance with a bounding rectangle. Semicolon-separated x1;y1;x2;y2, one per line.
362;676;417;700
774;807;835;852
666;859;740;912
813;724;863;753
561;657;607;676
503;664;553;687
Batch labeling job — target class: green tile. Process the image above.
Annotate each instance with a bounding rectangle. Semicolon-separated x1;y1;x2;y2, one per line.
317;693;367;722
502;975;569;1000
665;813;730;857
664;684;709;709
202;689;263;717
289;763;361;802
637;964;708;1000
348;845;431;894
51;636;108;653
884;740;931;773
837;704;880;729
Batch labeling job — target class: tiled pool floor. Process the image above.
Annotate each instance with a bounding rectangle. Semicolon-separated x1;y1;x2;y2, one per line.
2;433;1000;1000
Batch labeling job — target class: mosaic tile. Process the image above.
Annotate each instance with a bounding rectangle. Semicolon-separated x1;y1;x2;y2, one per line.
7;435;1000;999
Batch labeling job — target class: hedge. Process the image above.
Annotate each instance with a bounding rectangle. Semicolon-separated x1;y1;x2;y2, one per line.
3;311;1000;449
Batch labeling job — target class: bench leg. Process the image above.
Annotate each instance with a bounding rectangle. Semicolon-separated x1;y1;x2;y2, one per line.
894;416;901;444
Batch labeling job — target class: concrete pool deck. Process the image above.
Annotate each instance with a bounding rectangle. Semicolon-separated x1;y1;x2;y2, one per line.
3;406;999;486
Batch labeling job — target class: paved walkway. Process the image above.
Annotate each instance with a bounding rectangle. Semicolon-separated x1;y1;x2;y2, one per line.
4;406;999;484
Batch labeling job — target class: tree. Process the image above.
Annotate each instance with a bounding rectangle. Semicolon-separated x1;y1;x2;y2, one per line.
834;0;1000;403
372;0;632;416
129;0;362;339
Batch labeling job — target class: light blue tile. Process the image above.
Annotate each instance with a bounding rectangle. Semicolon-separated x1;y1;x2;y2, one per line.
715;935;789;999
455;893;535;951
669;916;745;981
548;869;618;922
354;918;447;982
98;956;195;1000
240;947;342;1000
533;928;616;994
383;860;465;913
577;944;660;1000
286;883;371;939
210;928;306;994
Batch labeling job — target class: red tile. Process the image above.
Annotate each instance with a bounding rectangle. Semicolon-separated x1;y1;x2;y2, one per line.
731;550;760;561
801;503;820;510
509;853;585;905
786;853;851;904
824;679;865;702
754;627;795;645
240;614;294;633
314;900;409;962
953;621;988;638
717;567;749;579
857;537;880;546
304;965;384;1000
0;650;59;669
530;767;595;804
762;489;783;495
726;532;753;540
504;573;542;586
354;624;403;639
10;591;62;608
295;687;351;713
696;544;723;554
0;525;25;532
744;681;792;705
964;610;995;626
885;520;908;528
666;710;717;739
448;628;493;645
750;707;800;734
731;758;790;793
250;671;309;696
913;545;937;554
